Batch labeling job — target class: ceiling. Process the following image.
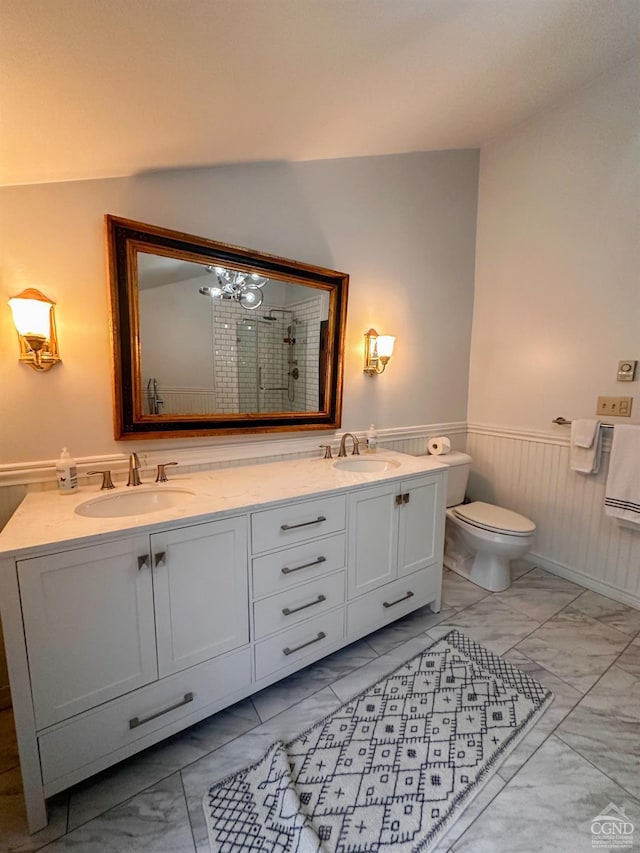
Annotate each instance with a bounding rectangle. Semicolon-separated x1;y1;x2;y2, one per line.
1;0;639;187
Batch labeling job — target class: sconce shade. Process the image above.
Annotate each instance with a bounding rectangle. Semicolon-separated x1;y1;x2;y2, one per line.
376;335;396;360
8;288;61;371
364;328;395;375
9;291;52;337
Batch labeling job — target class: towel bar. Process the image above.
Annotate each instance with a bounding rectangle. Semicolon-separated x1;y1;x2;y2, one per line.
552;417;614;430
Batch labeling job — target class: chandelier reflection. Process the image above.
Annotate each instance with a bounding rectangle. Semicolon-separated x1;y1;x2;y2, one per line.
199;266;269;310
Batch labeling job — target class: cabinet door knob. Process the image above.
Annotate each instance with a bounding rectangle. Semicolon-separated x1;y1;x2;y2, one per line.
403;493;410;504
154;552;166;567
395;494;403;506
137;555;150;571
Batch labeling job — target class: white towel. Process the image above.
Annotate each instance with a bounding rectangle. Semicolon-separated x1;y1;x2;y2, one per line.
605;425;640;528
570;419;602;473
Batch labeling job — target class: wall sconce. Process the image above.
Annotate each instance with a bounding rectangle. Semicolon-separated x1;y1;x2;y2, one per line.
8;289;61;372
364;328;396;376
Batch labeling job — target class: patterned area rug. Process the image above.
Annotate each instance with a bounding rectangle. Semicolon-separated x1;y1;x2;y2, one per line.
203;630;553;852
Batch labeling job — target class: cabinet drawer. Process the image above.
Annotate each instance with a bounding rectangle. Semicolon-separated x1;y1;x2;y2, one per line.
347;566;441;640
252;533;345;597
254;571;345;639
251;495;346;554
38;647;251;787
254;608;344;681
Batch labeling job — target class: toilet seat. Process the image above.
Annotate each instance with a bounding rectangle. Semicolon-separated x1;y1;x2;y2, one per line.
452;501;535;537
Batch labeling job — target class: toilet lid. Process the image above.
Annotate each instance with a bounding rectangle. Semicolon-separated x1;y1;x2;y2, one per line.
453;501;535;535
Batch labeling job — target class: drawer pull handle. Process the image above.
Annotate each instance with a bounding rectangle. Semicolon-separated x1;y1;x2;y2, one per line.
137;555;150;571
282;594;326;616
281;555;326;575
280;515;327;531
403;493;411;504
154;551;166;567
383;590;414;609
283;631;326;656
129;692;194;730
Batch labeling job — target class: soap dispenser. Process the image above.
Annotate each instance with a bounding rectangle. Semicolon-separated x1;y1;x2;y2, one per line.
366;424;378;453
56;448;78;493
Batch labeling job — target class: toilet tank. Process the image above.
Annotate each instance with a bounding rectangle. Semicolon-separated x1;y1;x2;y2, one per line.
435;451;472;507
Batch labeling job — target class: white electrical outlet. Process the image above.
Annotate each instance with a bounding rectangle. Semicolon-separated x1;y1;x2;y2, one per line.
596;396;633;417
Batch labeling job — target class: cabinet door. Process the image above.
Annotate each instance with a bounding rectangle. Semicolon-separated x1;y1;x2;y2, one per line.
18;536;157;730
397;475;444;577
152;516;249;678
347;483;399;598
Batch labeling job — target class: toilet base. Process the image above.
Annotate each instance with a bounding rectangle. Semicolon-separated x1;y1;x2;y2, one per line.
444;550;511;592
444;521;515;592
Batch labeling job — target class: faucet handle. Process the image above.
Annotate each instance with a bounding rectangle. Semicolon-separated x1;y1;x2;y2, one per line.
87;470;116;490
156;462;178;483
319;445;333;460
352;436;361;456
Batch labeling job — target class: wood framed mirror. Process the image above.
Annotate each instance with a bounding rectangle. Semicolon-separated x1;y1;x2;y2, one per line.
106;216;348;439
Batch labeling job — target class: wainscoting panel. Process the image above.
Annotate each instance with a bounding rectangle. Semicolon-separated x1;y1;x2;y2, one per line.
467;428;640;606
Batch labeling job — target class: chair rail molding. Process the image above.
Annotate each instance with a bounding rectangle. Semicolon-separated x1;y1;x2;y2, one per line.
0;422;467;489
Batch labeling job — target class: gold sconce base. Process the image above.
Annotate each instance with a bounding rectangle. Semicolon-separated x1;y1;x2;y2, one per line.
364;328;394;376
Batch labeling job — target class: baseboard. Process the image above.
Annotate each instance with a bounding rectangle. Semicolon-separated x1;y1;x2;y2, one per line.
530;551;640;611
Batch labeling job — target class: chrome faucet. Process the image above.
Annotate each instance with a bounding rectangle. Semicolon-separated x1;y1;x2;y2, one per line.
127;453;143;487
338;433;360;457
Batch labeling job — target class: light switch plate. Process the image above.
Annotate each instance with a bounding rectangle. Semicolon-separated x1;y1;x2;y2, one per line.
617;360;637;381
596;396;633;417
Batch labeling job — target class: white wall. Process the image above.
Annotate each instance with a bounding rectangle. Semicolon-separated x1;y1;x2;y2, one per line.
140;278;215;390
468;55;640;603
0;151;479;467
0;154;478;707
469;54;640;432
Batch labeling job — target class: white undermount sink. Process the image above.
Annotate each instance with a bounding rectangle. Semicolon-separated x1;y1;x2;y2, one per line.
333;457;400;473
75;487;196;519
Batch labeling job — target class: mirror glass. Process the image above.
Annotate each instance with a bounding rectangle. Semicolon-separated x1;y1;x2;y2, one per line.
106;217;348;439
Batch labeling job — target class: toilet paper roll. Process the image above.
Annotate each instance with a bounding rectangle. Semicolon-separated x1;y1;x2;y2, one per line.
428;436;451;456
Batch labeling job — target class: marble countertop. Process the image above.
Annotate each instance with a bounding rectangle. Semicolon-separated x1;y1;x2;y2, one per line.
0;450;448;558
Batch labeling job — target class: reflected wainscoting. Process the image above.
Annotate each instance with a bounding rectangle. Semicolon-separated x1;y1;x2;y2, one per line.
467;425;640;608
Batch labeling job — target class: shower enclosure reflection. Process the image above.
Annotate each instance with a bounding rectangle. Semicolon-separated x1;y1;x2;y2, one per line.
139;256;328;417
237;313;311;414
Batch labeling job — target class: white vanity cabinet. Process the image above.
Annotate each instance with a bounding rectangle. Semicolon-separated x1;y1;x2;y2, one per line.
347;474;444;637
12;515;251;814
18;535;158;731
151;517;249;676
251;494;347;680
0;452;447;833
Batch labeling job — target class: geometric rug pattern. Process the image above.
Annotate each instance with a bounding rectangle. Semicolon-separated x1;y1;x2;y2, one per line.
204;630;553;852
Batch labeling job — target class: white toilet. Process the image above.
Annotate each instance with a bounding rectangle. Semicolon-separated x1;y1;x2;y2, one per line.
437;451;535;592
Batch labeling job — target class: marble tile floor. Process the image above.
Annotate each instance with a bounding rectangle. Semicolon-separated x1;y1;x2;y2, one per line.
2;564;640;853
